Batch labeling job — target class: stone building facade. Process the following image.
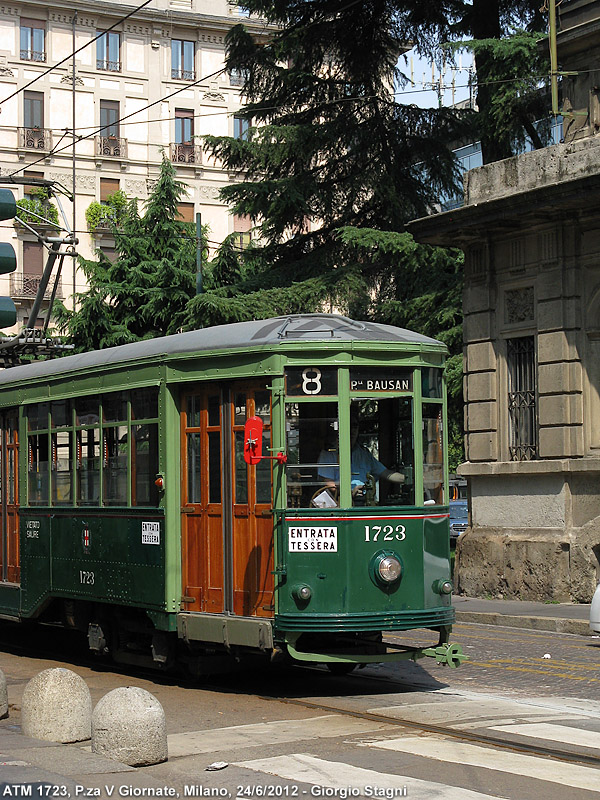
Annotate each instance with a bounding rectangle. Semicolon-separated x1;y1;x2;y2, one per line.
408;0;600;602
0;0;259;332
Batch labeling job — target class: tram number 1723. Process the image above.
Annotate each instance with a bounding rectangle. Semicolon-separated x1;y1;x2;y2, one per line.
364;525;406;542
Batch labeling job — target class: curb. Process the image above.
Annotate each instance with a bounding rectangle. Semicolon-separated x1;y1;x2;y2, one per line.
455;611;593;636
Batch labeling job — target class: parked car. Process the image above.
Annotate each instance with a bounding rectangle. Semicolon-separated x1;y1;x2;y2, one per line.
591;582;600;633
449;499;468;540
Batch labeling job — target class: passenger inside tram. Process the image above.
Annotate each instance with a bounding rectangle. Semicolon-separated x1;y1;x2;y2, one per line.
285;398;415;508
317;410;405;504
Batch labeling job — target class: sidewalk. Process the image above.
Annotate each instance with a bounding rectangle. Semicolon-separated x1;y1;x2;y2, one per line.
453;595;593;636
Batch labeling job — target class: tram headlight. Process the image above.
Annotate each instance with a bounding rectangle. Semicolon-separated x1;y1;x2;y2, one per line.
292;584;312;603
433;579;454;595
369;551;403;588
378;555;402;583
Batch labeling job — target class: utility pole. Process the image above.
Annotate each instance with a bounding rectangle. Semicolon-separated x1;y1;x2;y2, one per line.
72;10;77;311
196;212;203;295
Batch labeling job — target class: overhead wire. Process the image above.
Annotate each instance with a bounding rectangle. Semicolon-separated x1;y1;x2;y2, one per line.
0;0;154;106
2;69;560;177
6;65;229;178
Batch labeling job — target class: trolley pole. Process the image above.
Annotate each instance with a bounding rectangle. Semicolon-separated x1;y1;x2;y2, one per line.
72;10;77;310
195;212;203;295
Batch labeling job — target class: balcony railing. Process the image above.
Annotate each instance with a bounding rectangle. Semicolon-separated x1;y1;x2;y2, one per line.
10;274;63;301
170;142;202;165
171;68;196;81
18;127;52;151
95;136;127;158
20;49;46;62
97;59;121;72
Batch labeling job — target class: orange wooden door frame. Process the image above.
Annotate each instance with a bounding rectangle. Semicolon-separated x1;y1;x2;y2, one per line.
1;411;20;584
180;384;274;617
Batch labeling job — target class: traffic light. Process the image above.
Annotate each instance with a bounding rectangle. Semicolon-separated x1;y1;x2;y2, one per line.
0;188;17;329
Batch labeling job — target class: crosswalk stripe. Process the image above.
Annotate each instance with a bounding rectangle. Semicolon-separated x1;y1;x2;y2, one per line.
167;716;395;759
366;698;580;727
365;736;600;792
490;722;600;750
235;753;501;800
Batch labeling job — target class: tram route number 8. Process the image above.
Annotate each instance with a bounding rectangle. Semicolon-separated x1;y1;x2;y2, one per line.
365;524;406;542
302;367;322;395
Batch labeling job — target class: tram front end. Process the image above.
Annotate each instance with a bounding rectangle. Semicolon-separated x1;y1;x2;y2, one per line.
270;363;467;670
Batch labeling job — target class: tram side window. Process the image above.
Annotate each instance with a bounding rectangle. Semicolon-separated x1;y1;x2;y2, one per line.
77;428;100;505
28;433;49;505
132;424;159;507
7;415;18;505
52;430;72;505
286;402;338;508
233;393;248;505
132;387;158;421
346;398;415;508
422;367;443;399
104;425;128;506
131;388;159;507
422;403;444;505
25;390;160;508
255;390;272;504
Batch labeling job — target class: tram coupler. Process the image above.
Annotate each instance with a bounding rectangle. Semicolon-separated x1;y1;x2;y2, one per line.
422;642;468;668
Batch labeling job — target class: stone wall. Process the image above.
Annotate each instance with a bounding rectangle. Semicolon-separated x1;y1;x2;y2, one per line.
456;461;600;602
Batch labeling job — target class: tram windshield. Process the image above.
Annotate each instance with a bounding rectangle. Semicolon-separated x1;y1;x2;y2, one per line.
285;397;416;508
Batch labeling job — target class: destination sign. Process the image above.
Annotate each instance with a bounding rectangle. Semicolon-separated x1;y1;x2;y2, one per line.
350;368;412;393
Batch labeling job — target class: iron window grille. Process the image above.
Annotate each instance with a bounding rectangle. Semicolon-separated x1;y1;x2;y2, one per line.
507;336;538;461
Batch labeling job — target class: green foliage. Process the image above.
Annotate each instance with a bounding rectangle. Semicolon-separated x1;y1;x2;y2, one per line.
193;1;470;463
395;0;548;163
56;157;208;351
459;30;551;157
85;190;129;233
335;228;464;467
200;0;467;295
16;187;59;226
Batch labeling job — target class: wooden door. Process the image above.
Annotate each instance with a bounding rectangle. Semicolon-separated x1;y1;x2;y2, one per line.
181;384;274;617
230;385;274;617
1;412;20;584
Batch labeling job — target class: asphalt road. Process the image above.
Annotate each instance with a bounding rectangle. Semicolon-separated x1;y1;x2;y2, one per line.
1;621;599;800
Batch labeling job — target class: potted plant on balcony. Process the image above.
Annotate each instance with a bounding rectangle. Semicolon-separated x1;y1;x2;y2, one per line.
85;189;128;235
16;186;59;229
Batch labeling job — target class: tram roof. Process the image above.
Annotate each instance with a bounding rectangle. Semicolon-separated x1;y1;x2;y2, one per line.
0;314;444;386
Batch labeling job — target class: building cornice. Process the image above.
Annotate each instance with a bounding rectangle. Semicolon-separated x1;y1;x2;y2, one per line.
15;0;270;36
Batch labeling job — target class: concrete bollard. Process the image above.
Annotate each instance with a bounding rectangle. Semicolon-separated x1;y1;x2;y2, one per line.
21;667;91;742
0;668;7;719
92;687;168;766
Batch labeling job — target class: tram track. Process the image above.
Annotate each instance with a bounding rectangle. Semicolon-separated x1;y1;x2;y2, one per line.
268;692;600;770
1;623;599;773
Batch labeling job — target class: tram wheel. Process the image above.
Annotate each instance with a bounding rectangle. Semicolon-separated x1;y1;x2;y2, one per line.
326;662;357;676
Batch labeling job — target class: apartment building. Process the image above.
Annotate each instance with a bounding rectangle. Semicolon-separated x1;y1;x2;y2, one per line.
0;0;258;333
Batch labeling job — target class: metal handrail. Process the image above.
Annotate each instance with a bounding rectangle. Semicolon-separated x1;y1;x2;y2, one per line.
10;274;63;300
18;127;52;150
95;136;128;158
170;142;202;164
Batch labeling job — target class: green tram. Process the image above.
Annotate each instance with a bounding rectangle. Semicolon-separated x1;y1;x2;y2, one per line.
0;314;465;672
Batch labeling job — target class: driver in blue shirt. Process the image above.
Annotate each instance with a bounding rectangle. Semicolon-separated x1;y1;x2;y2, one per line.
318;416;405;497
